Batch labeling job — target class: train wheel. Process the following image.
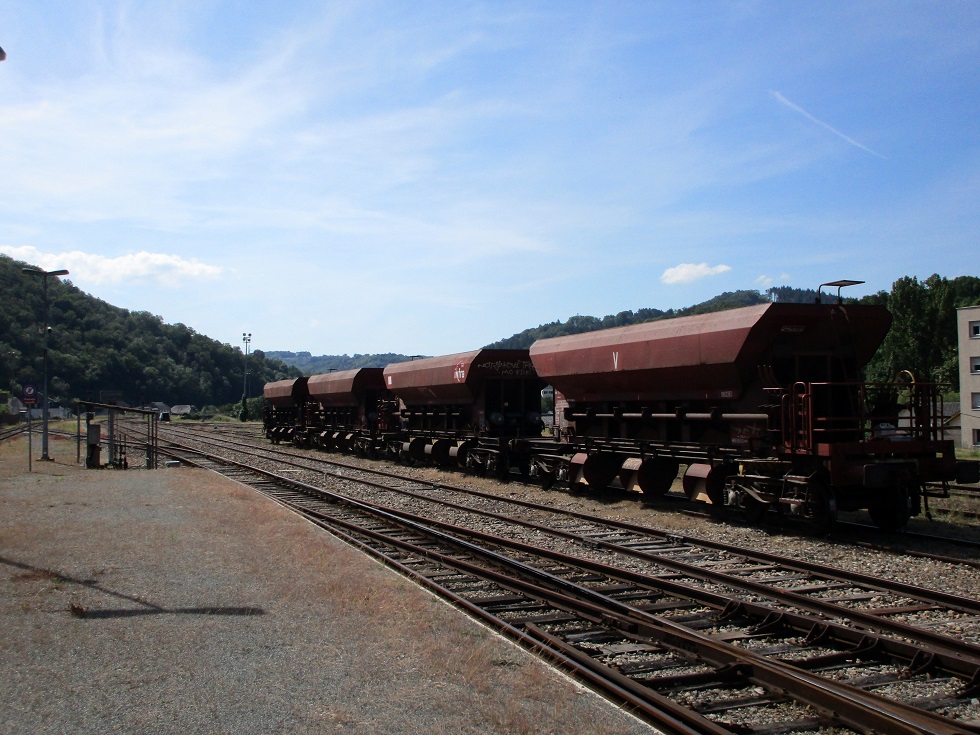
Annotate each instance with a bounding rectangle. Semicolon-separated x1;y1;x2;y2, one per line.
494;454;511;482
868;485;912;532
742;496;769;524
803;482;837;534
637;457;679;496
518;459;531;481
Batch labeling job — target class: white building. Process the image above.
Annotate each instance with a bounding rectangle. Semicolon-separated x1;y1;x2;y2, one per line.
957;304;980;448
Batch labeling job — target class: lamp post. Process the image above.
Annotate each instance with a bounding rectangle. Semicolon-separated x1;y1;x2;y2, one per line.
241;332;251;421
22;266;70;461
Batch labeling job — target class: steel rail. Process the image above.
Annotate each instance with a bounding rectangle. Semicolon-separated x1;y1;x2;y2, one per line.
154;426;980;653
155;421;980;564
273;496;728;735
156;444;719;733
159;441;980;733
246;464;980;735
336;498;980;681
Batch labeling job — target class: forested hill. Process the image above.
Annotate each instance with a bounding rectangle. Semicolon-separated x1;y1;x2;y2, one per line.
0;254;301;408
264;352;416;375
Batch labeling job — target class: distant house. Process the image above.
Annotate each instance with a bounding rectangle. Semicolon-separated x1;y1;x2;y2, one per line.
171;405;196;416
898;401;960;443
940;403;961;443
144;401;170;420
7;395;72;421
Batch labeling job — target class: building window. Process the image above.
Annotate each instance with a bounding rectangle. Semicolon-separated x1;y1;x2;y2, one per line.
972;321;980;339
974;393;980;411
975;429;980;447
973;356;980;374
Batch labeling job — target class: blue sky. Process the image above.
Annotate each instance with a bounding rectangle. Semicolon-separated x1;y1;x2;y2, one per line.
1;1;977;357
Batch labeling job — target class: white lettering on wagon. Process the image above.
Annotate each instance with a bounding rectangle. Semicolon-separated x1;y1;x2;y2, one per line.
613;351;619;370
454;362;467;383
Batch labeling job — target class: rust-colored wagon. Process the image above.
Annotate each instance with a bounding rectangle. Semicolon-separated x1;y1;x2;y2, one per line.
383;349;543;475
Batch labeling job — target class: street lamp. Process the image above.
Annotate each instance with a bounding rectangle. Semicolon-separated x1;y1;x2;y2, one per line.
22;266;70;461
241;332;251;421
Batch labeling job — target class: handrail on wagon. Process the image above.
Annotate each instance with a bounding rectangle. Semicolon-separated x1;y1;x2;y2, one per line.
817;279;864;304
781;378;950;453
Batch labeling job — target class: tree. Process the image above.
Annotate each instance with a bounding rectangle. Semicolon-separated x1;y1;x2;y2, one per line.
865;275;958;387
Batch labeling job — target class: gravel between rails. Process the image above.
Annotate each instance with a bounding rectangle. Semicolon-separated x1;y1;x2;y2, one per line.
211;430;980;602
0;431;656;735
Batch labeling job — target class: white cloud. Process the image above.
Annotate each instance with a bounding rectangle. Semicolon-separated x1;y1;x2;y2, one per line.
660;262;731;285
1;245;222;287
756;273;792;287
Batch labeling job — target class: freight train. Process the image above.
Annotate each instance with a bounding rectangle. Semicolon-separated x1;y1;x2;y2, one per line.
264;296;978;532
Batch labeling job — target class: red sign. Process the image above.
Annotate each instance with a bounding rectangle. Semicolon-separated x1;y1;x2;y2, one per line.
453;361;467;383
22;384;38;406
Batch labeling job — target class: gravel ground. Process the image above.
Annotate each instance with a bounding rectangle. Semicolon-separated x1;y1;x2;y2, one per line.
0;431;657;735
307;448;980;601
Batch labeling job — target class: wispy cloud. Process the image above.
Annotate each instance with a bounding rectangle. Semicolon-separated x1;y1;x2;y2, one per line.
1;246;222;287
755;273;792;287
661;262;731;285
770;90;887;160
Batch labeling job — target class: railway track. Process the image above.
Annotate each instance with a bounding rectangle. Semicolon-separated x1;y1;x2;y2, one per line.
0;424;27;442
152;421;980;566
151;428;980;734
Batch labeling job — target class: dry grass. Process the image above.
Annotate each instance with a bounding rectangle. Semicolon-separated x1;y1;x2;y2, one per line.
11;568;60;583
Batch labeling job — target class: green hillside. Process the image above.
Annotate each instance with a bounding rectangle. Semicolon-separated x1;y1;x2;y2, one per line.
264;351;416;376
0;254;301;409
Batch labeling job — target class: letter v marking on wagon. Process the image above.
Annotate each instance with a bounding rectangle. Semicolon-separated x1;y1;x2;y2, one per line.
613;351;619;370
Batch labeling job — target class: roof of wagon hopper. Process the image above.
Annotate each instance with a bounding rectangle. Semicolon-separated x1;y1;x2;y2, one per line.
263;377;309;407
528;303;892;402
307;368;385;406
383;349;536;405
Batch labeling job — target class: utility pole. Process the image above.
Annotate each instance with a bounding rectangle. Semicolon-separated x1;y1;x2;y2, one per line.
241;332;251;421
22;267;70;461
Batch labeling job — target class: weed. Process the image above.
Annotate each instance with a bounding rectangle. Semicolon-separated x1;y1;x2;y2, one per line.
12;569;59;583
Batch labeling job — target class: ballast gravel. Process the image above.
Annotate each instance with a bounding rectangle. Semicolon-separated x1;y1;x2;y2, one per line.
0;434;655;735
